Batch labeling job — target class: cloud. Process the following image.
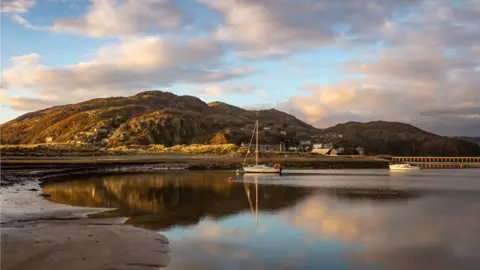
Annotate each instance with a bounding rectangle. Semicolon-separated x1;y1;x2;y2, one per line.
50;0;190;37
0;0;35;13
196;84;257;97
1;37;251;110
277;81;394;126
200;0;424;59
1;0;38;29
269;0;480;135
0;96;58;111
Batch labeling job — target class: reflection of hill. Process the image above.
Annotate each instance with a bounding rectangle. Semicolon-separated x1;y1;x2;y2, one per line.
42;172;311;229
319;188;419;201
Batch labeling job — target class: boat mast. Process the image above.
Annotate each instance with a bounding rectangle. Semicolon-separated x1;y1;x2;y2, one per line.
255;120;259;166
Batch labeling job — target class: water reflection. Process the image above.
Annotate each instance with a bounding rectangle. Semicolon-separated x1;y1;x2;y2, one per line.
42;169;480;270
42;172;312;229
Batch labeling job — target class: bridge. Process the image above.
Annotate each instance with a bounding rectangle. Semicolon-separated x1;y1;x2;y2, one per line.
392;156;480;168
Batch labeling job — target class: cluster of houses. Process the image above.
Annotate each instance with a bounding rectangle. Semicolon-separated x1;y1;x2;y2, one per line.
243;136;365;156
45;127;112;146
45;129;364;156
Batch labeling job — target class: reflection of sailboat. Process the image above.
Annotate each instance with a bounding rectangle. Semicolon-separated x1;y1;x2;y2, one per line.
243;175;259;227
239;120;281;174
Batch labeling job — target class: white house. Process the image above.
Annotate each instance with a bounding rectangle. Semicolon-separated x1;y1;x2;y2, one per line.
312;142;333;149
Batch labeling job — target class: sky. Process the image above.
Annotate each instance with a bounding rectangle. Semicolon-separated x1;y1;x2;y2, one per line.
1;0;479;136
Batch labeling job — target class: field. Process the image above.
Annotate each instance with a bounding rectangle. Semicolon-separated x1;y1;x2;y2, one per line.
0;143;244;157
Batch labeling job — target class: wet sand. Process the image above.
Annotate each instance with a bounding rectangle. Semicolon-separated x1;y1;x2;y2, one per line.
1;183;171;270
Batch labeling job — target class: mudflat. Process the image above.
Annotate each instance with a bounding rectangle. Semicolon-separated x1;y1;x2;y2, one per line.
0;183;171;270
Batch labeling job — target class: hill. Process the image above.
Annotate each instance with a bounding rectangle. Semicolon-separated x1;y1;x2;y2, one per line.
2;92;479;156
455;137;480;146
323;121;480;156
0;91;318;147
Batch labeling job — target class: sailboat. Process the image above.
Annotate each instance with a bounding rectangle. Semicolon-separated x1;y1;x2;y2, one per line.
240;120;282;174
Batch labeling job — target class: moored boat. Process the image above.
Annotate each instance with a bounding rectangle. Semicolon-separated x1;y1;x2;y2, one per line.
240;120;281;174
243;164;281;173
389;164;420;171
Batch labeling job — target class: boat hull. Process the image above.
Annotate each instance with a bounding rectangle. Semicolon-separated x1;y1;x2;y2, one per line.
389;164;420;171
242;166;281;173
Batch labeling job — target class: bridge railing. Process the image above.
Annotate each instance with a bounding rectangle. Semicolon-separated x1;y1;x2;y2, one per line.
392;156;480;163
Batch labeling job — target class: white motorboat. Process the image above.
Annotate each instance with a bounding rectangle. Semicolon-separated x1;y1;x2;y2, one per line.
240;120;281;174
389;164;420;171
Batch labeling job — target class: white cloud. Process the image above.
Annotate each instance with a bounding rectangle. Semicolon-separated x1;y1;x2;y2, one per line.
0;0;35;13
0;96;58;111
51;0;190;37
196;84;257;97
199;0;424;59
1;37;251;109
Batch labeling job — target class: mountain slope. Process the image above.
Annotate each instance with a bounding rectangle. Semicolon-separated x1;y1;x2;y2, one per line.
324;121;480;156
1;91;318;147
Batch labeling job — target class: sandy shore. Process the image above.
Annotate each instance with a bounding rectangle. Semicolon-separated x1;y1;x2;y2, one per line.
1;183;171;270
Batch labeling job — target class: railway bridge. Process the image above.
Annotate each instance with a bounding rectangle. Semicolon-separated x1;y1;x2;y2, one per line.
392;156;480;168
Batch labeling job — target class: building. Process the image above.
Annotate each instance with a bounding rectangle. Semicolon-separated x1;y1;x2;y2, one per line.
279;142;286;152
280;131;287;135
312;142;333;149
311;142;335;155
45;136;54;143
335;146;364;155
94;128;108;134
298;140;312;151
299;140;311;146
258;145;280;151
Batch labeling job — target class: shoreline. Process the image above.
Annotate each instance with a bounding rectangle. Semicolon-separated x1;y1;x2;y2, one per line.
1;182;171;270
1;154;388;186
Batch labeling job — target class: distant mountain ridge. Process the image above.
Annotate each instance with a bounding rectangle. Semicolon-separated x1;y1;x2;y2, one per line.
323;121;480;156
1;91;479;156
455;137;480;146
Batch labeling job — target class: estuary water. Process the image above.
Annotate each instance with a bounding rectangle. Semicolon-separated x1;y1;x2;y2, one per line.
42;169;480;270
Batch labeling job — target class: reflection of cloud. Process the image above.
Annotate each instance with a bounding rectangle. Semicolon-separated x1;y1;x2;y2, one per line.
166;240;254;270
200;224;252;239
288;193;480;269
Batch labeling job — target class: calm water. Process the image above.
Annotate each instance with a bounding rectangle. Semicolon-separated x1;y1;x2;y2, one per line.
42;169;480;270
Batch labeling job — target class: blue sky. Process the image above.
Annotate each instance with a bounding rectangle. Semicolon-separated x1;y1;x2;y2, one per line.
1;0;479;135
